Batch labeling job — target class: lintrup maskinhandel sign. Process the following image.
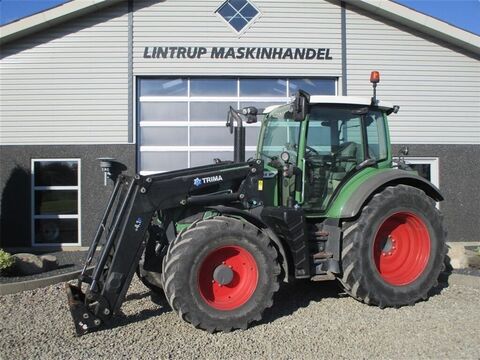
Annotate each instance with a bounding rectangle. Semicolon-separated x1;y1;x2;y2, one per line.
143;46;333;60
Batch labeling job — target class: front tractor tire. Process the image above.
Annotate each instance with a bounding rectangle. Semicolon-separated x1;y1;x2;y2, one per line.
339;185;447;308
161;216;281;332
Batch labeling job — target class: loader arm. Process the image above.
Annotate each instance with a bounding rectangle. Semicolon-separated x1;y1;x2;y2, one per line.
66;160;263;336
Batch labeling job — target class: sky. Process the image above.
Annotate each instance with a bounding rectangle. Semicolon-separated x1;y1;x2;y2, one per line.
0;0;479;35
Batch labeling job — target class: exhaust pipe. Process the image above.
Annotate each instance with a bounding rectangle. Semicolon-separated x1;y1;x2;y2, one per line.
227;106;258;163
233;127;246;163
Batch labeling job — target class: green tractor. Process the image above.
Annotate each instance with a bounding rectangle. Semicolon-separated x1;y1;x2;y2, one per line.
66;72;446;335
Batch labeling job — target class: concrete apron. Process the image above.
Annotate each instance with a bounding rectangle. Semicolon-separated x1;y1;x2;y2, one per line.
447;241;480;269
0;267;93;296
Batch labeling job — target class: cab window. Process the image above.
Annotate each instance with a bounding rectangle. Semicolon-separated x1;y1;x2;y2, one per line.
365;111;388;161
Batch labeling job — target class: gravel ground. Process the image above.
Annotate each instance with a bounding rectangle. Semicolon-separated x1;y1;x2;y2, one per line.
0;275;479;360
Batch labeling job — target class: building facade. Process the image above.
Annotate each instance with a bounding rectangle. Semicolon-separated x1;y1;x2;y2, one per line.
0;0;479;248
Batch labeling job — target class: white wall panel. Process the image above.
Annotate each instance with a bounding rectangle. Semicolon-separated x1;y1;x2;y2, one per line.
1;0;478;146
133;0;342;77
0;4;129;145
345;5;480;145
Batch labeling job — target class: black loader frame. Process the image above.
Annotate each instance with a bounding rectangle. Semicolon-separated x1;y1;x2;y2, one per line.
66;160;264;335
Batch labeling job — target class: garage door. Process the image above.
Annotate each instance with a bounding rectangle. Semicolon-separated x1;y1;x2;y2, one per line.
137;77;336;175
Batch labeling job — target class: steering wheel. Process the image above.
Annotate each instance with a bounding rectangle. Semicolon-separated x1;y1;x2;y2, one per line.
305;145;319;157
331;141;355;157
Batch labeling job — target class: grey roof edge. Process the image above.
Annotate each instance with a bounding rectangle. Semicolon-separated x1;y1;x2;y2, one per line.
342;0;480;57
0;0;125;46
0;0;479;57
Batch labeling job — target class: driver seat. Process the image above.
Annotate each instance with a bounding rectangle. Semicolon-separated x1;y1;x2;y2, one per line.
330;142;359;181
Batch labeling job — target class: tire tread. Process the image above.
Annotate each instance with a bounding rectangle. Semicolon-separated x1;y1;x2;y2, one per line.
161;216;281;332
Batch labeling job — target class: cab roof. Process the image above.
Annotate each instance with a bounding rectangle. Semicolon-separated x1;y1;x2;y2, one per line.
263;96;395;114
309;96;394;111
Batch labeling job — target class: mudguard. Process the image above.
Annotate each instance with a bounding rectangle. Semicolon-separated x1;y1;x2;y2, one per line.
339;169;443;218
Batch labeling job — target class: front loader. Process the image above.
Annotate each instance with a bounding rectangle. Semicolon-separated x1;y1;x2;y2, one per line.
66;72;446;335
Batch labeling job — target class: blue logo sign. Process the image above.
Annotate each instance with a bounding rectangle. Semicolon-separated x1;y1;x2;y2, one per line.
193;177;202;187
134;217;143;232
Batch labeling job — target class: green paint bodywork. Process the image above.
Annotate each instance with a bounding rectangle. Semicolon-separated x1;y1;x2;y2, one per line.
311;166;390;218
175;210;220;234
262;169;278;206
175;222;191;234
295;116;309;203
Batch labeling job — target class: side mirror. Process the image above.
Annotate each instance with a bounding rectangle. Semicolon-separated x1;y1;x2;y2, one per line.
226;106;258;134
292;90;310;121
396;146;411;171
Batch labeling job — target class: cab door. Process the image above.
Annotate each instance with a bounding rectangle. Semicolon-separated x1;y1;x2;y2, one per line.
300;105;390;211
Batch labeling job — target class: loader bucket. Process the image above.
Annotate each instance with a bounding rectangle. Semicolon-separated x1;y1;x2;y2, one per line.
65;283;103;336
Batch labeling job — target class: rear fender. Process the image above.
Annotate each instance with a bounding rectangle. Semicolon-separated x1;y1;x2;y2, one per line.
340;169;443;219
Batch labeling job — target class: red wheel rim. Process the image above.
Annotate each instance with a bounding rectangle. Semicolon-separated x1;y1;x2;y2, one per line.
197;245;258;310
373;212;431;286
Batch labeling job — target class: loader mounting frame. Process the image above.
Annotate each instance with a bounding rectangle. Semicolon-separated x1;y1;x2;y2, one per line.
66;161;263;335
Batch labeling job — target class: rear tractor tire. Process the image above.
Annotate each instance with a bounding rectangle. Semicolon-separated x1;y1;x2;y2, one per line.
137;251;163;295
161;216;281;332
339;184;447;308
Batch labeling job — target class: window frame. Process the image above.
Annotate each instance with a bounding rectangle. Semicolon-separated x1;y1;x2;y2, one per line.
215;0;262;35
393;156;440;189
31;158;81;247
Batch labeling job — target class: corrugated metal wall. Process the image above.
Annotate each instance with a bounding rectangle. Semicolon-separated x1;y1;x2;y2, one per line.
345;5;480;145
0;4;129;145
0;0;478;146
132;0;342;77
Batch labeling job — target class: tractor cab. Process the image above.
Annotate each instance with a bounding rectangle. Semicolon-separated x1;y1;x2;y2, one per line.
258;95;396;211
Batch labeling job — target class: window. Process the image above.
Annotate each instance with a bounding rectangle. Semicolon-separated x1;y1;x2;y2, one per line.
289;79;336;96
365;111;388;161
191;78;237;96
32;159;81;245
216;0;260;33
139;78;188;97
394;157;439;188
260;106;301;164
240;79;286;97
138;77;336;175
393;156;440;208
